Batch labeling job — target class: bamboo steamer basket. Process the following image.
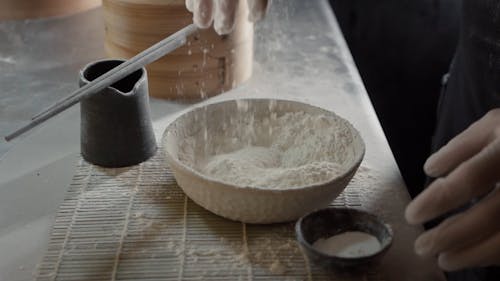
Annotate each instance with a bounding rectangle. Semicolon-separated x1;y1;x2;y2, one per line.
102;0;253;100
0;0;101;20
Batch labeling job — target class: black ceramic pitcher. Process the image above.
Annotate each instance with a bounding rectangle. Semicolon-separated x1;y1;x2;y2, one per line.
79;59;157;167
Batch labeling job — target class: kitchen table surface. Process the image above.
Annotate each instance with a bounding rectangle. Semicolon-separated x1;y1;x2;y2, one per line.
0;1;444;280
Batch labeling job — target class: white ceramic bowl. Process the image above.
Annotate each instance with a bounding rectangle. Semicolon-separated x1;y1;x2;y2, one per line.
162;99;365;223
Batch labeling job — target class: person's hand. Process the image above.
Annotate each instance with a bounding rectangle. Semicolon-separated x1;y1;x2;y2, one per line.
185;0;269;35
405;108;500;271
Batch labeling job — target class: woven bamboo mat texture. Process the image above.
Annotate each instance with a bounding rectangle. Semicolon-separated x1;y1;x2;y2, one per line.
35;149;384;281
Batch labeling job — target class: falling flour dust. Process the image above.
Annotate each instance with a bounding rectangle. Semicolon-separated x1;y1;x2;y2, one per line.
178;109;355;189
312;231;381;258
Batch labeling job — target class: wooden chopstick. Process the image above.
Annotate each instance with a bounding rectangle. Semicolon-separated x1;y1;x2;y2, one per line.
5;24;198;142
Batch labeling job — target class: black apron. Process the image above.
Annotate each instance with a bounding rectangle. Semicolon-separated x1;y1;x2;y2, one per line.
433;0;500;280
434;0;500;149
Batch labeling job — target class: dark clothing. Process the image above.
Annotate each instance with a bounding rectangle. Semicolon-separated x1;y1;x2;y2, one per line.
433;0;500;152
330;0;460;197
444;267;500;281
433;0;500;280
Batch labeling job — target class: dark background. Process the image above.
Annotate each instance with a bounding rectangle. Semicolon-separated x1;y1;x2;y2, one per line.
328;0;461;197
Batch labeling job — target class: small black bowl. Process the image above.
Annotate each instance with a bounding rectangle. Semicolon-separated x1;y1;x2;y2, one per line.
295;207;393;270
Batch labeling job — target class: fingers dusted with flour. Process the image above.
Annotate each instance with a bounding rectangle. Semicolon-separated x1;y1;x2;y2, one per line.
191;0;214;29
214;0;238;35
185;0;195;12
247;0;269;22
405;108;500;271
185;0;270;34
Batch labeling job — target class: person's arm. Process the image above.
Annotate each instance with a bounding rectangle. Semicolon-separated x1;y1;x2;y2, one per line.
186;0;269;35
405;108;500;271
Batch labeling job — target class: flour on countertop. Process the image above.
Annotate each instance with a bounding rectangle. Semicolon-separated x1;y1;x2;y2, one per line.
187;111;353;189
312;231;381;258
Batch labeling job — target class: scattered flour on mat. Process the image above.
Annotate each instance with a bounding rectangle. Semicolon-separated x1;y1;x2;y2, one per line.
194;111;352;189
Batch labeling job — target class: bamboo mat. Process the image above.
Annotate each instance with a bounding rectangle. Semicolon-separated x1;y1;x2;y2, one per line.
35;149;384;281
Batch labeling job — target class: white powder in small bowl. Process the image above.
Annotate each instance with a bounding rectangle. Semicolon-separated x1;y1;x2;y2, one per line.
312;231;381;258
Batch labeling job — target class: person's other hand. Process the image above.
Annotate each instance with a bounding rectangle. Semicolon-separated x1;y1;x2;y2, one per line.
405;108;500;271
185;0;269;35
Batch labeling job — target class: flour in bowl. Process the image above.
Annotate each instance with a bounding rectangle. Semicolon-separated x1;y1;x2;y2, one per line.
203;146;343;188
195;111;353;189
